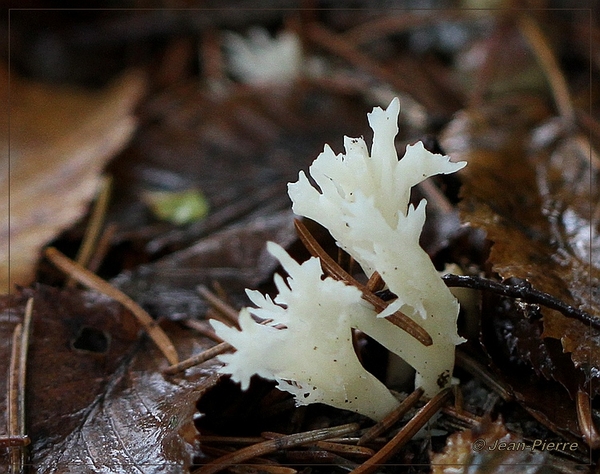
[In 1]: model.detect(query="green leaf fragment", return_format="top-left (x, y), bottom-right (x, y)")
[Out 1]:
top-left (143, 189), bottom-right (209, 225)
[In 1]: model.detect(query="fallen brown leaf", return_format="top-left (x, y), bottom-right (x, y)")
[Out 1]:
top-left (0, 285), bottom-right (219, 472)
top-left (0, 67), bottom-right (146, 292)
top-left (441, 97), bottom-right (600, 421)
top-left (430, 418), bottom-right (583, 473)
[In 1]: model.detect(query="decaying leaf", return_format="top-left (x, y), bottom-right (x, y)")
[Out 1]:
top-left (430, 418), bottom-right (583, 473)
top-left (441, 99), bottom-right (600, 394)
top-left (112, 210), bottom-right (297, 319)
top-left (0, 67), bottom-right (146, 293)
top-left (0, 285), bottom-right (219, 472)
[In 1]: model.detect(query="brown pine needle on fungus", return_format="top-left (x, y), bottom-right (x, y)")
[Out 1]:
top-left (294, 219), bottom-right (433, 346)
top-left (45, 247), bottom-right (179, 365)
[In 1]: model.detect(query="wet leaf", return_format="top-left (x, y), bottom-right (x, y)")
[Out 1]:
top-left (112, 210), bottom-right (297, 319)
top-left (0, 285), bottom-right (219, 472)
top-left (108, 84), bottom-right (371, 257)
top-left (0, 68), bottom-right (145, 292)
top-left (430, 418), bottom-right (584, 473)
top-left (441, 98), bottom-right (600, 396)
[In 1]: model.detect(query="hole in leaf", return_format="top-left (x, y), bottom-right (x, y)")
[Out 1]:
top-left (71, 326), bottom-right (110, 354)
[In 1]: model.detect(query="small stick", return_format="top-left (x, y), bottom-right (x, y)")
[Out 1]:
top-left (14, 297), bottom-right (33, 470)
top-left (192, 423), bottom-right (360, 474)
top-left (357, 387), bottom-right (424, 446)
top-left (305, 23), bottom-right (453, 116)
top-left (66, 176), bottom-right (112, 287)
top-left (284, 449), bottom-right (359, 470)
top-left (441, 406), bottom-right (482, 429)
top-left (417, 179), bottom-right (455, 215)
top-left (198, 435), bottom-right (264, 445)
top-left (261, 432), bottom-right (374, 458)
top-left (519, 16), bottom-right (600, 172)
top-left (164, 316), bottom-right (278, 375)
top-left (45, 247), bottom-right (179, 365)
top-left (8, 324), bottom-right (21, 437)
top-left (87, 222), bottom-right (118, 274)
top-left (198, 285), bottom-right (240, 327)
top-left (518, 14), bottom-right (575, 124)
top-left (442, 274), bottom-right (600, 331)
top-left (8, 324), bottom-right (22, 472)
top-left (182, 319), bottom-right (224, 343)
top-left (200, 444), bottom-right (298, 474)
top-left (294, 219), bottom-right (433, 346)
top-left (365, 271), bottom-right (385, 293)
top-left (576, 390), bottom-right (600, 449)
top-left (311, 440), bottom-right (374, 458)
top-left (1, 300), bottom-right (34, 455)
top-left (351, 388), bottom-right (452, 474)
top-left (163, 341), bottom-right (232, 375)
top-left (454, 350), bottom-right (512, 402)
top-left (228, 464), bottom-right (297, 474)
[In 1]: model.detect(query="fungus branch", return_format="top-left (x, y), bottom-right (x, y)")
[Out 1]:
top-left (212, 98), bottom-right (466, 419)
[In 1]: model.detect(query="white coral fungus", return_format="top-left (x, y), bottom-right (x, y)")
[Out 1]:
top-left (288, 97), bottom-right (467, 396)
top-left (224, 27), bottom-right (302, 85)
top-left (211, 242), bottom-right (399, 421)
top-left (213, 97), bottom-right (466, 421)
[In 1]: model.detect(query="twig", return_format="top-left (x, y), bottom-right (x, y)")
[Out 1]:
top-left (417, 179), bottom-right (455, 215)
top-left (305, 22), bottom-right (455, 116)
top-left (454, 350), bottom-right (513, 402)
top-left (576, 390), bottom-right (600, 449)
top-left (199, 445), bottom-right (297, 474)
top-left (163, 341), bottom-right (232, 375)
top-left (357, 387), bottom-right (424, 446)
top-left (442, 274), bottom-right (600, 331)
top-left (341, 12), bottom-right (447, 46)
top-left (182, 319), bottom-right (224, 343)
top-left (261, 432), bottom-right (374, 458)
top-left (164, 314), bottom-right (279, 375)
top-left (15, 297), bottom-right (33, 469)
top-left (1, 299), bottom-right (33, 455)
top-left (192, 423), bottom-right (360, 474)
top-left (45, 247), bottom-right (179, 365)
top-left (197, 285), bottom-right (240, 327)
top-left (518, 14), bottom-right (600, 170)
top-left (8, 323), bottom-right (22, 472)
top-left (441, 405), bottom-right (482, 430)
top-left (66, 175), bottom-right (112, 287)
top-left (87, 222), bottom-right (118, 274)
top-left (518, 14), bottom-right (575, 124)
top-left (350, 388), bottom-right (452, 474)
top-left (284, 449), bottom-right (359, 470)
top-left (365, 271), bottom-right (385, 293)
top-left (294, 219), bottom-right (433, 347)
